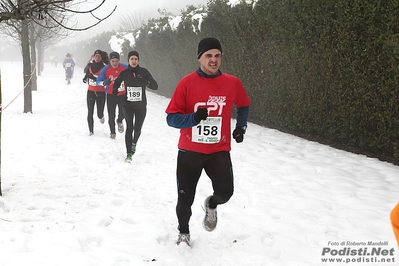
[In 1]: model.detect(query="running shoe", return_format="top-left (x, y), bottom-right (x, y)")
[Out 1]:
top-left (177, 233), bottom-right (190, 246)
top-left (125, 153), bottom-right (133, 163)
top-left (118, 122), bottom-right (124, 133)
top-left (203, 196), bottom-right (217, 231)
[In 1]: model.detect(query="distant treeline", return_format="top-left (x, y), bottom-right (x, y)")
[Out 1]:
top-left (65, 0), bottom-right (399, 164)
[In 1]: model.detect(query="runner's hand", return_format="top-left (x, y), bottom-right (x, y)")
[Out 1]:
top-left (232, 127), bottom-right (246, 143)
top-left (194, 108), bottom-right (208, 123)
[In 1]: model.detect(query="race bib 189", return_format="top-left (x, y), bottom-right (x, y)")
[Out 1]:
top-left (126, 86), bottom-right (142, 102)
top-left (192, 117), bottom-right (222, 144)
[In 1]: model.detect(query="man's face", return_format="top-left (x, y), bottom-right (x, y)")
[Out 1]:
top-left (94, 54), bottom-right (102, 63)
top-left (198, 49), bottom-right (222, 76)
top-left (110, 58), bottom-right (119, 68)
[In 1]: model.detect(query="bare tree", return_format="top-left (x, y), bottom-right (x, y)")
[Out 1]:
top-left (2, 4), bottom-right (72, 80)
top-left (118, 11), bottom-right (148, 32)
top-left (32, 12), bottom-right (71, 76)
top-left (1, 0), bottom-right (116, 112)
top-left (1, 0), bottom-right (116, 29)
top-left (0, 69), bottom-right (2, 196)
top-left (0, 0), bottom-right (117, 197)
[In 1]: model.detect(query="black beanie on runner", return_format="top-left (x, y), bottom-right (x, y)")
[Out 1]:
top-left (197, 37), bottom-right (222, 59)
top-left (128, 51), bottom-right (139, 61)
top-left (109, 51), bottom-right (120, 60)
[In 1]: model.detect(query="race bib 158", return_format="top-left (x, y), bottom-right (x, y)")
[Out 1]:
top-left (192, 117), bottom-right (222, 144)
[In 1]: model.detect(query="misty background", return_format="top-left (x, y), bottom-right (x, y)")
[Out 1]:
top-left (0, 0), bottom-right (208, 61)
top-left (1, 0), bottom-right (398, 164)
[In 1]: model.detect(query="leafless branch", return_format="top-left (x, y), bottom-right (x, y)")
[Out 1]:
top-left (0, 0), bottom-right (117, 31)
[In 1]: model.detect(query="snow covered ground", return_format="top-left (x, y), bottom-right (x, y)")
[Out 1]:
top-left (0, 61), bottom-right (398, 266)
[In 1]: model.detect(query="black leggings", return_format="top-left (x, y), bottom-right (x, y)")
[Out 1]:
top-left (87, 90), bottom-right (106, 133)
top-left (176, 150), bottom-right (234, 234)
top-left (106, 94), bottom-right (124, 134)
top-left (123, 105), bottom-right (146, 154)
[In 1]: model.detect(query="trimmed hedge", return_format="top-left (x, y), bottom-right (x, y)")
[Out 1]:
top-left (59, 0), bottom-right (399, 163)
top-left (133, 0), bottom-right (399, 163)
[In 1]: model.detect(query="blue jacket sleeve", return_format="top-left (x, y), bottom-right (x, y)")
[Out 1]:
top-left (166, 113), bottom-right (198, 129)
top-left (235, 106), bottom-right (250, 128)
top-left (96, 66), bottom-right (108, 92)
top-left (96, 66), bottom-right (108, 85)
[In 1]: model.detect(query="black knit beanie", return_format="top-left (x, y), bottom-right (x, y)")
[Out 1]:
top-left (128, 51), bottom-right (139, 61)
top-left (109, 51), bottom-right (120, 60)
top-left (197, 37), bottom-right (222, 59)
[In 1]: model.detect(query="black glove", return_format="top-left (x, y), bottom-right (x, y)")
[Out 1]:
top-left (83, 73), bottom-right (96, 83)
top-left (112, 87), bottom-right (118, 96)
top-left (103, 79), bottom-right (112, 86)
top-left (86, 73), bottom-right (97, 81)
top-left (232, 127), bottom-right (246, 143)
top-left (194, 108), bottom-right (208, 123)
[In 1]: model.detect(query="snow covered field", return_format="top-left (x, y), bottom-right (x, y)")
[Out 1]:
top-left (0, 61), bottom-right (398, 266)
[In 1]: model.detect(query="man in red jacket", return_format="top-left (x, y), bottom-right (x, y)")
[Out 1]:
top-left (97, 51), bottom-right (128, 139)
top-left (165, 37), bottom-right (251, 246)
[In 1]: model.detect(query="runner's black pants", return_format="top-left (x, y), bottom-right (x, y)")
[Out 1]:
top-left (106, 94), bottom-right (124, 134)
top-left (123, 105), bottom-right (146, 154)
top-left (87, 90), bottom-right (106, 133)
top-left (176, 150), bottom-right (234, 234)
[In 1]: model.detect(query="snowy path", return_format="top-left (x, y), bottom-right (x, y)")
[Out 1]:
top-left (0, 61), bottom-right (398, 266)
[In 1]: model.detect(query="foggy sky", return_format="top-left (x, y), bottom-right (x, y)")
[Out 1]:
top-left (0, 0), bottom-right (209, 58)
top-left (72, 0), bottom-right (209, 41)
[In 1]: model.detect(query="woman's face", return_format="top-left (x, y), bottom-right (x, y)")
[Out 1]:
top-left (94, 54), bottom-right (102, 63)
top-left (129, 56), bottom-right (139, 67)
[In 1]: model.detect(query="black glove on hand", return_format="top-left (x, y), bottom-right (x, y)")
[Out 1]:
top-left (87, 74), bottom-right (97, 81)
top-left (232, 127), bottom-right (246, 143)
top-left (112, 87), bottom-right (118, 96)
top-left (83, 73), bottom-right (96, 83)
top-left (194, 108), bottom-right (208, 123)
top-left (103, 79), bottom-right (112, 86)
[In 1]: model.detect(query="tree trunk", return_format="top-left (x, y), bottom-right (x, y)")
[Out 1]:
top-left (0, 69), bottom-right (2, 196)
top-left (29, 24), bottom-right (37, 91)
top-left (21, 18), bottom-right (33, 113)
top-left (37, 41), bottom-right (45, 76)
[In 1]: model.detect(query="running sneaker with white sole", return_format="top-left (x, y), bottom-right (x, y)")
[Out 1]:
top-left (203, 196), bottom-right (217, 231)
top-left (118, 122), bottom-right (124, 133)
top-left (176, 233), bottom-right (190, 246)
